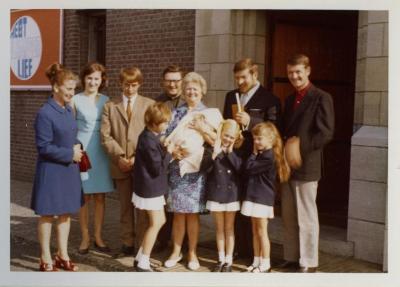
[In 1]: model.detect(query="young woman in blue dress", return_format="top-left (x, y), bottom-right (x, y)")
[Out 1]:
top-left (71, 62), bottom-right (114, 254)
top-left (31, 63), bottom-right (83, 271)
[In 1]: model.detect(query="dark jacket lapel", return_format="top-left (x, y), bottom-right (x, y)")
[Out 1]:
top-left (286, 86), bottom-right (316, 130)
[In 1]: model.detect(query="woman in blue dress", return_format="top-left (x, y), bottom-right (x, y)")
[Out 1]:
top-left (71, 62), bottom-right (114, 254)
top-left (163, 72), bottom-right (219, 271)
top-left (31, 63), bottom-right (83, 271)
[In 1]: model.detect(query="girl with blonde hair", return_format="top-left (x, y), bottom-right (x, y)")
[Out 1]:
top-left (201, 119), bottom-right (244, 272)
top-left (241, 122), bottom-right (290, 273)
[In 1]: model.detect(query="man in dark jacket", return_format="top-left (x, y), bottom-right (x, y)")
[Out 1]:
top-left (223, 58), bottom-right (281, 259)
top-left (278, 54), bottom-right (335, 273)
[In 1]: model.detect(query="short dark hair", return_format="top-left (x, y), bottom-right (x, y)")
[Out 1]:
top-left (162, 65), bottom-right (184, 78)
top-left (80, 62), bottom-right (107, 91)
top-left (233, 58), bottom-right (258, 74)
top-left (287, 54), bottom-right (310, 68)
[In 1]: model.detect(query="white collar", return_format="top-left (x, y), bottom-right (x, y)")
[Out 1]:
top-left (245, 81), bottom-right (260, 98)
top-left (241, 81), bottom-right (260, 106)
top-left (122, 94), bottom-right (138, 108)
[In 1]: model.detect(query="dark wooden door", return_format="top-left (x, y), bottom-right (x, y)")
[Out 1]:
top-left (266, 10), bottom-right (358, 228)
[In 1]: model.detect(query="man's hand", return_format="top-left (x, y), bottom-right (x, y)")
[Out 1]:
top-left (118, 157), bottom-right (132, 172)
top-left (234, 111), bottom-right (250, 126)
top-left (285, 136), bottom-right (302, 169)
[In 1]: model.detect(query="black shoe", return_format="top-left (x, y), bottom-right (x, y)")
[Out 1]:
top-left (211, 261), bottom-right (225, 272)
top-left (113, 244), bottom-right (135, 258)
top-left (78, 247), bottom-right (89, 255)
top-left (221, 264), bottom-right (232, 272)
top-left (135, 265), bottom-right (154, 272)
top-left (121, 244), bottom-right (135, 255)
top-left (275, 261), bottom-right (299, 271)
top-left (299, 266), bottom-right (317, 273)
top-left (94, 242), bottom-right (111, 253)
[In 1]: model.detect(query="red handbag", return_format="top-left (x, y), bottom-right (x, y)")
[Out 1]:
top-left (79, 151), bottom-right (92, 172)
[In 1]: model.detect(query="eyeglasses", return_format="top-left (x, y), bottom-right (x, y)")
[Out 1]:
top-left (164, 79), bottom-right (182, 85)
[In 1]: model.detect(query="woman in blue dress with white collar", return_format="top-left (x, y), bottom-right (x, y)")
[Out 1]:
top-left (31, 63), bottom-right (83, 271)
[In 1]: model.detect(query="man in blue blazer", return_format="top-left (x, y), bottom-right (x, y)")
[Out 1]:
top-left (223, 58), bottom-right (281, 259)
top-left (279, 54), bottom-right (335, 273)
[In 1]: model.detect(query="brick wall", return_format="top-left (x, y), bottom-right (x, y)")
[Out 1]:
top-left (10, 9), bottom-right (195, 181)
top-left (105, 9), bottom-right (195, 99)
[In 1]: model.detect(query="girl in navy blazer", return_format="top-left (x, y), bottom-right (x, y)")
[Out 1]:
top-left (31, 63), bottom-right (83, 272)
top-left (131, 102), bottom-right (173, 271)
top-left (201, 119), bottom-right (243, 272)
top-left (241, 122), bottom-right (290, 273)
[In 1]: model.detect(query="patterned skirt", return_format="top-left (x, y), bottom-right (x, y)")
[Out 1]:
top-left (166, 160), bottom-right (207, 213)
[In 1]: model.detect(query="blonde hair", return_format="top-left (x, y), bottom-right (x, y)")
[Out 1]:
top-left (216, 119), bottom-right (243, 149)
top-left (144, 102), bottom-right (172, 129)
top-left (252, 122), bottom-right (290, 183)
top-left (182, 72), bottom-right (207, 96)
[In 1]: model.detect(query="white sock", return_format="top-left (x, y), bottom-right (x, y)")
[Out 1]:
top-left (259, 258), bottom-right (271, 271)
top-left (218, 252), bottom-right (225, 263)
top-left (137, 254), bottom-right (150, 269)
top-left (225, 254), bottom-right (233, 266)
top-left (135, 246), bottom-right (143, 262)
top-left (252, 256), bottom-right (261, 267)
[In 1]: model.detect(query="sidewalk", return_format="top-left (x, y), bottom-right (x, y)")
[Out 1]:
top-left (10, 179), bottom-right (382, 272)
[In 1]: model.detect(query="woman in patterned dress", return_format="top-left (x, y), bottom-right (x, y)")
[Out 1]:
top-left (163, 72), bottom-right (219, 271)
top-left (71, 62), bottom-right (114, 254)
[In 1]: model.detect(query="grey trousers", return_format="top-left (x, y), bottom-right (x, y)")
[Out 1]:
top-left (281, 180), bottom-right (319, 267)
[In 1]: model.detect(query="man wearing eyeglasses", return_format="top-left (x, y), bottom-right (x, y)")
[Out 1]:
top-left (156, 65), bottom-right (185, 110)
top-left (153, 65), bottom-right (185, 253)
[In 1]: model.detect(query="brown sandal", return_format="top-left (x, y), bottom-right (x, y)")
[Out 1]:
top-left (39, 259), bottom-right (58, 272)
top-left (54, 254), bottom-right (79, 271)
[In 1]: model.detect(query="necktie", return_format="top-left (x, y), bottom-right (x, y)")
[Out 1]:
top-left (126, 98), bottom-right (132, 122)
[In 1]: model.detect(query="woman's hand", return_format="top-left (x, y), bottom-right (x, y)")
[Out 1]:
top-left (188, 115), bottom-right (206, 133)
top-left (73, 144), bottom-right (83, 162)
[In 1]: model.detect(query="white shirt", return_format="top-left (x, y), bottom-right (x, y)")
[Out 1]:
top-left (240, 81), bottom-right (260, 107)
top-left (122, 94), bottom-right (138, 113)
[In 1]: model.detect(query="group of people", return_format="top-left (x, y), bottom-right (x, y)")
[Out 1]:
top-left (30, 54), bottom-right (334, 273)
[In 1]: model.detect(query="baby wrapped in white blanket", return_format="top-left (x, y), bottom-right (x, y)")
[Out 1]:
top-left (165, 108), bottom-right (223, 177)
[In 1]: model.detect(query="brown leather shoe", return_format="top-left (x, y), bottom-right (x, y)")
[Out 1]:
top-left (275, 261), bottom-right (299, 271)
top-left (299, 266), bottom-right (317, 273)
